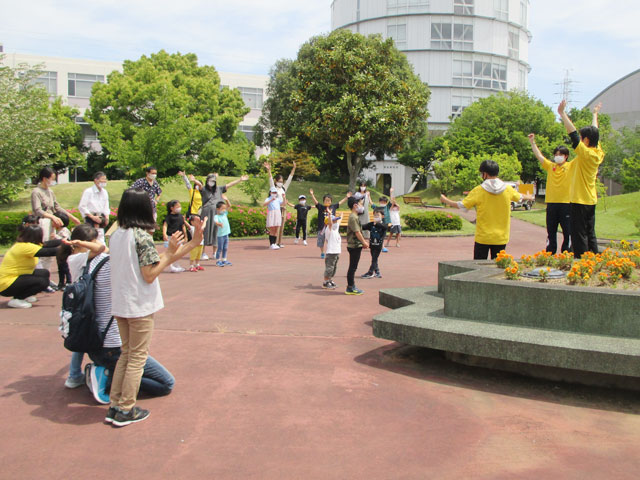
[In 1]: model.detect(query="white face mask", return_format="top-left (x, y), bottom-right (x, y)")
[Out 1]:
top-left (98, 182), bottom-right (107, 189)
top-left (300, 200), bottom-right (306, 205)
top-left (208, 180), bottom-right (216, 187)
top-left (48, 179), bottom-right (57, 187)
top-left (175, 207), bottom-right (181, 214)
top-left (360, 186), bottom-right (366, 192)
top-left (374, 217), bottom-right (382, 223)
top-left (554, 155), bottom-right (566, 164)
top-left (148, 174), bottom-right (157, 180)
top-left (276, 182), bottom-right (284, 188)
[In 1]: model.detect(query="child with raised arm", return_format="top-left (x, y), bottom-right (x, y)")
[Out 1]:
top-left (265, 161), bottom-right (296, 247)
top-left (361, 210), bottom-right (388, 279)
top-left (322, 209), bottom-right (342, 289)
top-left (440, 160), bottom-right (534, 260)
top-left (309, 188), bottom-right (350, 259)
top-left (264, 188), bottom-right (283, 250)
top-left (528, 133), bottom-right (574, 253)
top-left (557, 100), bottom-right (605, 258)
top-left (385, 193), bottom-right (402, 248)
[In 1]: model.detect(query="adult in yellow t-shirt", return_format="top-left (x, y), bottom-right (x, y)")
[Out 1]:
top-left (557, 100), bottom-right (605, 258)
top-left (440, 160), bottom-right (534, 259)
top-left (0, 225), bottom-right (58, 309)
top-left (528, 134), bottom-right (574, 253)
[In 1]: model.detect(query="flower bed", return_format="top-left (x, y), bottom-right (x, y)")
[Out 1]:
top-left (496, 242), bottom-right (640, 289)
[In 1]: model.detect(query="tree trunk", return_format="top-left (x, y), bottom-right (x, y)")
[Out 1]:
top-left (346, 151), bottom-right (362, 192)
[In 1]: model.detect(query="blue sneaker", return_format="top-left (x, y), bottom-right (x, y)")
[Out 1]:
top-left (321, 253), bottom-right (325, 259)
top-left (223, 261), bottom-right (232, 266)
top-left (90, 364), bottom-right (110, 405)
top-left (382, 247), bottom-right (389, 253)
top-left (216, 260), bottom-right (225, 267)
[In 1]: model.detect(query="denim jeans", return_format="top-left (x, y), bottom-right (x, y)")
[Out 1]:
top-left (216, 234), bottom-right (229, 260)
top-left (68, 351), bottom-right (84, 379)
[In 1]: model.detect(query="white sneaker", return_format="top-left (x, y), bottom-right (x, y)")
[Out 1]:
top-left (278, 244), bottom-right (285, 248)
top-left (294, 238), bottom-right (299, 244)
top-left (201, 253), bottom-right (209, 260)
top-left (8, 298), bottom-right (32, 309)
top-left (270, 244), bottom-right (280, 250)
top-left (170, 265), bottom-right (185, 273)
top-left (303, 240), bottom-right (308, 246)
top-left (25, 296), bottom-right (38, 303)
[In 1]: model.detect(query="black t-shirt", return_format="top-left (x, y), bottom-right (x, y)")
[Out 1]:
top-left (362, 222), bottom-right (388, 247)
top-left (315, 202), bottom-right (339, 232)
top-left (294, 204), bottom-right (312, 222)
top-left (163, 213), bottom-right (185, 236)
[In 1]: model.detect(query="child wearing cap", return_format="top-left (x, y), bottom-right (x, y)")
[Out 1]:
top-left (264, 187), bottom-right (283, 250)
top-left (322, 210), bottom-right (342, 289)
top-left (289, 195), bottom-right (312, 246)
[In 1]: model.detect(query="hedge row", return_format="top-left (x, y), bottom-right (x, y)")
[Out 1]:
top-left (402, 211), bottom-right (463, 232)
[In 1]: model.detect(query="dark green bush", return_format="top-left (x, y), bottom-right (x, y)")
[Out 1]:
top-left (402, 211), bottom-right (463, 232)
top-left (0, 211), bottom-right (30, 244)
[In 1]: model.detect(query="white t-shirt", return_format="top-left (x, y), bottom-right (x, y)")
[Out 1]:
top-left (324, 221), bottom-right (342, 255)
top-left (109, 228), bottom-right (164, 318)
top-left (68, 252), bottom-right (89, 282)
top-left (389, 208), bottom-right (401, 226)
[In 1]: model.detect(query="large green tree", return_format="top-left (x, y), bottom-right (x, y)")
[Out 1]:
top-left (443, 90), bottom-right (565, 182)
top-left (0, 59), bottom-right (78, 202)
top-left (256, 30), bottom-right (430, 190)
top-left (88, 50), bottom-right (253, 179)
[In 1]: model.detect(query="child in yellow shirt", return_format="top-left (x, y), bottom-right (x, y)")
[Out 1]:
top-left (440, 160), bottom-right (534, 259)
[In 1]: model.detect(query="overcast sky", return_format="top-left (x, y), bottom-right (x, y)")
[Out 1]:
top-left (1, 0), bottom-right (638, 110)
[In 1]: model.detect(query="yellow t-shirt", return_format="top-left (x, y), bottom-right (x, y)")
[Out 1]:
top-left (569, 142), bottom-right (605, 205)
top-left (0, 242), bottom-right (41, 292)
top-left (462, 184), bottom-right (522, 245)
top-left (188, 188), bottom-right (203, 215)
top-left (541, 158), bottom-right (574, 204)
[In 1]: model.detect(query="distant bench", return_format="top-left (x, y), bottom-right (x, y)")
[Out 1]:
top-left (402, 196), bottom-right (424, 206)
top-left (337, 211), bottom-right (375, 228)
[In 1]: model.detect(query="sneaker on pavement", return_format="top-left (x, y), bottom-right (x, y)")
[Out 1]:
top-left (105, 406), bottom-right (120, 424)
top-left (216, 260), bottom-right (225, 267)
top-left (270, 244), bottom-right (280, 250)
top-left (345, 287), bottom-right (364, 295)
top-left (25, 296), bottom-right (38, 303)
top-left (8, 298), bottom-right (32, 309)
top-left (196, 265), bottom-right (205, 271)
top-left (189, 266), bottom-right (198, 272)
top-left (223, 261), bottom-right (232, 266)
top-left (278, 244), bottom-right (285, 248)
top-left (375, 272), bottom-right (382, 278)
top-left (322, 281), bottom-right (331, 289)
top-left (361, 272), bottom-right (374, 279)
top-left (303, 240), bottom-right (308, 246)
top-left (201, 253), bottom-right (209, 260)
top-left (294, 238), bottom-right (299, 244)
top-left (382, 247), bottom-right (389, 253)
top-left (90, 365), bottom-right (110, 405)
top-left (320, 253), bottom-right (325, 259)
top-left (45, 286), bottom-right (57, 293)
top-left (329, 280), bottom-right (337, 288)
top-left (84, 363), bottom-right (93, 394)
top-left (112, 406), bottom-right (150, 427)
top-left (64, 375), bottom-right (85, 389)
top-left (169, 265), bottom-right (185, 273)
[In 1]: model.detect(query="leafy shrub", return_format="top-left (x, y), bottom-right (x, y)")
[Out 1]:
top-left (402, 211), bottom-right (462, 232)
top-left (0, 212), bottom-right (30, 244)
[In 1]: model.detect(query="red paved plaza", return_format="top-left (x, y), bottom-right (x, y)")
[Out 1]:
top-left (1, 218), bottom-right (639, 479)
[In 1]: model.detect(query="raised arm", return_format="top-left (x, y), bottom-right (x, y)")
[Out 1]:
top-left (337, 191), bottom-right (352, 206)
top-left (528, 134), bottom-right (546, 166)
top-left (309, 188), bottom-right (318, 205)
top-left (284, 161), bottom-right (296, 190)
top-left (557, 100), bottom-right (576, 134)
top-left (592, 102), bottom-right (601, 128)
top-left (225, 174), bottom-right (249, 190)
top-left (264, 162), bottom-right (275, 189)
top-left (178, 171), bottom-right (191, 191)
top-left (440, 194), bottom-right (461, 209)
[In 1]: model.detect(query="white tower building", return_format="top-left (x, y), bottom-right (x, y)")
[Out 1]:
top-left (331, 0), bottom-right (531, 194)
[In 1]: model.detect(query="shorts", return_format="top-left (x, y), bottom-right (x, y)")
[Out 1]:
top-left (390, 225), bottom-right (402, 234)
top-left (316, 231), bottom-right (325, 248)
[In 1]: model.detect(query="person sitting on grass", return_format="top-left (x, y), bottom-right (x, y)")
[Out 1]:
top-left (0, 225), bottom-right (59, 308)
top-left (528, 133), bottom-right (574, 254)
top-left (557, 100), bottom-right (605, 259)
top-left (345, 196), bottom-right (369, 295)
top-left (440, 160), bottom-right (534, 260)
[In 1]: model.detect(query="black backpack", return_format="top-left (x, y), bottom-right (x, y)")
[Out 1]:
top-left (59, 256), bottom-right (114, 353)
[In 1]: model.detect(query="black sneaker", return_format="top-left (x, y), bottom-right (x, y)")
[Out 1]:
top-left (111, 406), bottom-right (150, 427)
top-left (361, 272), bottom-right (374, 279)
top-left (322, 281), bottom-right (331, 289)
top-left (105, 406), bottom-right (119, 424)
top-left (345, 286), bottom-right (364, 295)
top-left (375, 272), bottom-right (382, 278)
top-left (329, 280), bottom-right (337, 288)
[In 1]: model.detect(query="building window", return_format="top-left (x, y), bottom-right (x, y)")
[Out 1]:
top-left (387, 0), bottom-right (429, 14)
top-left (454, 0), bottom-right (474, 15)
top-left (238, 87), bottom-right (263, 109)
top-left (32, 71), bottom-right (57, 95)
top-left (494, 0), bottom-right (508, 20)
top-left (453, 54), bottom-right (507, 91)
top-left (432, 20), bottom-right (472, 50)
top-left (387, 22), bottom-right (407, 49)
top-left (68, 73), bottom-right (104, 98)
top-left (508, 29), bottom-right (519, 59)
top-left (239, 125), bottom-right (255, 142)
top-left (520, 0), bottom-right (527, 26)
top-left (451, 91), bottom-right (472, 119)
top-left (75, 117), bottom-right (98, 141)
top-left (519, 65), bottom-right (527, 90)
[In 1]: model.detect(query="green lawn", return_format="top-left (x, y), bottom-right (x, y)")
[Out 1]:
top-left (512, 191), bottom-right (640, 241)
